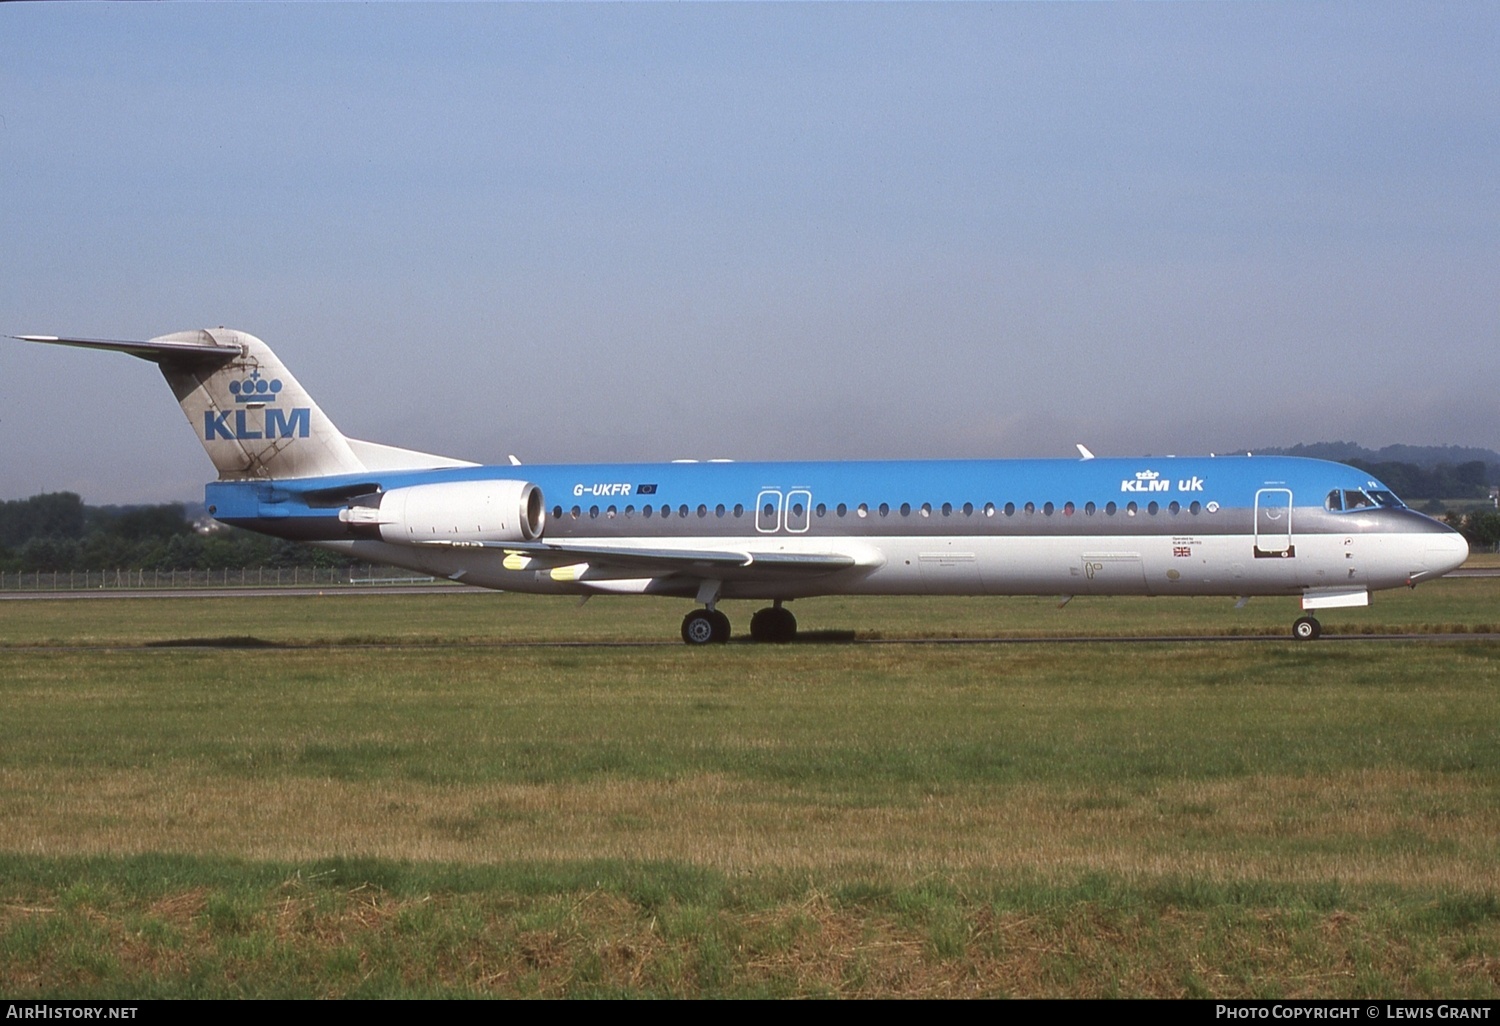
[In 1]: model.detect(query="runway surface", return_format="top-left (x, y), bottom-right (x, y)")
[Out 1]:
top-left (3, 571), bottom-right (1494, 646)
top-left (9, 631), bottom-right (1498, 652)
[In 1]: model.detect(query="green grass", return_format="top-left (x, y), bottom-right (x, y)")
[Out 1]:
top-left (0, 569), bottom-right (1496, 647)
top-left (2, 580), bottom-right (1498, 996)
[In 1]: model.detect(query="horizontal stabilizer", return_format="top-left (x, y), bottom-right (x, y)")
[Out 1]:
top-left (13, 333), bottom-right (236, 364)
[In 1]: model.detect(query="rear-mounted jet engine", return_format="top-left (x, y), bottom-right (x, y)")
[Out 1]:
top-left (339, 480), bottom-right (545, 544)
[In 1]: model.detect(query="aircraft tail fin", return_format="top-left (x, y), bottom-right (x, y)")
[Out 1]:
top-left (14, 329), bottom-right (473, 480)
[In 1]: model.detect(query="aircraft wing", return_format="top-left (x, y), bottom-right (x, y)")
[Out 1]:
top-left (419, 538), bottom-right (863, 575)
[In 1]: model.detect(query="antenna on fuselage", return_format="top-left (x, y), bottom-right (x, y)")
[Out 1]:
top-left (1076, 444), bottom-right (1095, 460)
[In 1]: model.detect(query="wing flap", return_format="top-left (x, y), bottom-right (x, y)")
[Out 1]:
top-left (419, 538), bottom-right (860, 574)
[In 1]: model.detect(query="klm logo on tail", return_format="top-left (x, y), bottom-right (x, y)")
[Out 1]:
top-left (204, 372), bottom-right (310, 441)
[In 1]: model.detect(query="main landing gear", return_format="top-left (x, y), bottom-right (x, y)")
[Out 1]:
top-left (749, 602), bottom-right (797, 644)
top-left (1292, 615), bottom-right (1322, 641)
top-left (680, 601), bottom-right (799, 645)
top-left (681, 608), bottom-right (731, 645)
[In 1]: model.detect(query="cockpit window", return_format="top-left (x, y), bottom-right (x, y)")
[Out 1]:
top-left (1329, 488), bottom-right (1406, 512)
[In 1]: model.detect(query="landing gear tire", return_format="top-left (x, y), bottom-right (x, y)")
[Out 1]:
top-left (709, 609), bottom-right (731, 643)
top-left (749, 606), bottom-right (797, 643)
top-left (682, 609), bottom-right (731, 645)
top-left (1293, 616), bottom-right (1322, 641)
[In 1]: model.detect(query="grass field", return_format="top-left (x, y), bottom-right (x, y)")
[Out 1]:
top-left (2, 576), bottom-right (1498, 997)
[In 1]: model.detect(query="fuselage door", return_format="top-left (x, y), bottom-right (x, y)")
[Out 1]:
top-left (756, 490), bottom-right (782, 534)
top-left (1254, 488), bottom-right (1295, 558)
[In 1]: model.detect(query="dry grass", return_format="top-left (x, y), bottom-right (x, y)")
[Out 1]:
top-left (5, 870), bottom-right (1498, 998)
top-left (3, 768), bottom-right (1497, 892)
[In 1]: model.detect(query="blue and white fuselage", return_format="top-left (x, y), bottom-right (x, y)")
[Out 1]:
top-left (13, 328), bottom-right (1469, 643)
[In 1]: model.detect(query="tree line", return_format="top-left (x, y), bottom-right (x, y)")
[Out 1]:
top-left (1445, 510), bottom-right (1500, 552)
top-left (0, 492), bottom-right (351, 573)
top-left (1345, 459), bottom-right (1490, 501)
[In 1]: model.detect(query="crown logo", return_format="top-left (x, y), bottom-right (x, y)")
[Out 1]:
top-left (1135, 470), bottom-right (1160, 480)
top-left (229, 370), bottom-right (284, 403)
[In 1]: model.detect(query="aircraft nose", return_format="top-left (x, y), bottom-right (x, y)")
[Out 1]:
top-left (1425, 528), bottom-right (1469, 577)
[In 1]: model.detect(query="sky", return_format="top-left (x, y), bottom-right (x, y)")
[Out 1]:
top-left (2, 2), bottom-right (1496, 503)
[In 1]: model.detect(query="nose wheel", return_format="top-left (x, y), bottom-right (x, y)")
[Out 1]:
top-left (1292, 616), bottom-right (1322, 641)
top-left (682, 608), bottom-right (731, 645)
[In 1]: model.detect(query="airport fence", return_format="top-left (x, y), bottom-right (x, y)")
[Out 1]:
top-left (0, 565), bottom-right (443, 592)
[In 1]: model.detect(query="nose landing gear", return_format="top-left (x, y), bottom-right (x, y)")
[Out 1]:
top-left (1292, 616), bottom-right (1322, 641)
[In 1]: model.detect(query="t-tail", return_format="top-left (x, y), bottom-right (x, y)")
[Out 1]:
top-left (12, 329), bottom-right (474, 480)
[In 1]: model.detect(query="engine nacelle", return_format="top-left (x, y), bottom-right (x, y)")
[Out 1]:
top-left (341, 479), bottom-right (545, 544)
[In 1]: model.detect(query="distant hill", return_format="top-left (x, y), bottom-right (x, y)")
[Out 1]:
top-left (1248, 442), bottom-right (1500, 469)
top-left (1245, 442), bottom-right (1498, 501)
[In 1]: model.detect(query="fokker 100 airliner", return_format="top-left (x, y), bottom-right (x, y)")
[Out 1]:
top-left (13, 329), bottom-right (1470, 644)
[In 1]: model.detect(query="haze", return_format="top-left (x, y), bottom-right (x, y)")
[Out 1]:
top-left (2, 3), bottom-right (1496, 503)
